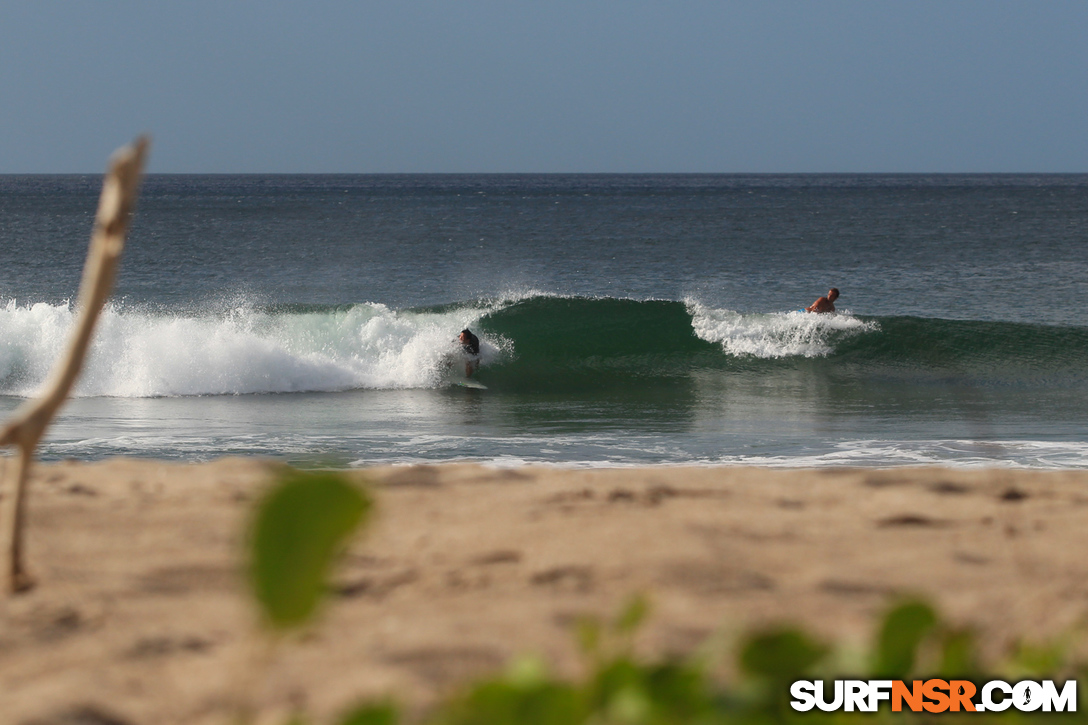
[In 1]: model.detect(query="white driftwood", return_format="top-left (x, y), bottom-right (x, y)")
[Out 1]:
top-left (0, 137), bottom-right (149, 593)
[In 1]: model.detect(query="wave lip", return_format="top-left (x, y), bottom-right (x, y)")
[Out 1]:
top-left (687, 301), bottom-right (878, 358)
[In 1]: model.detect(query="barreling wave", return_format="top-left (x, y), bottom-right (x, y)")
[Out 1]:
top-left (0, 295), bottom-right (1085, 397)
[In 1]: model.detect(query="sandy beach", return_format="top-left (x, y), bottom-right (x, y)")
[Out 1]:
top-left (2, 459), bottom-right (1087, 723)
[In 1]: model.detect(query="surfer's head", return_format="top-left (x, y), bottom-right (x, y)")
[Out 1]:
top-left (828, 288), bottom-right (840, 301)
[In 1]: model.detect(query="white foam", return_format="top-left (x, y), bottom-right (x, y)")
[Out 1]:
top-left (0, 299), bottom-right (508, 397)
top-left (687, 302), bottom-right (878, 358)
top-left (707, 439), bottom-right (1088, 469)
top-left (351, 438), bottom-right (1088, 469)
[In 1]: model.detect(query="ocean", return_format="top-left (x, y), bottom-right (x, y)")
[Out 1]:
top-left (0, 174), bottom-right (1086, 468)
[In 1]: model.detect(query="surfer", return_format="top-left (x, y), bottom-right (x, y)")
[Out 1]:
top-left (805, 288), bottom-right (839, 314)
top-left (458, 329), bottom-right (481, 377)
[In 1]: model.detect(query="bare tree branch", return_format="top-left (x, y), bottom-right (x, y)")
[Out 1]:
top-left (0, 137), bottom-right (149, 593)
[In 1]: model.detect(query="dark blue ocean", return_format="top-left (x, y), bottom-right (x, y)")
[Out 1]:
top-left (1, 174), bottom-right (1086, 467)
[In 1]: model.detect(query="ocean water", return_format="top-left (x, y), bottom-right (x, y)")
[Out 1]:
top-left (0, 174), bottom-right (1086, 468)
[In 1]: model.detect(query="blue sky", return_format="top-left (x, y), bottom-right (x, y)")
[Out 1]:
top-left (2, 1), bottom-right (1087, 173)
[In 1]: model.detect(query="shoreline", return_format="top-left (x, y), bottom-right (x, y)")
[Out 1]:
top-left (3, 459), bottom-right (1088, 723)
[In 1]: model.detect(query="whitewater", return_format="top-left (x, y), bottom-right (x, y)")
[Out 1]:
top-left (0, 299), bottom-right (503, 396)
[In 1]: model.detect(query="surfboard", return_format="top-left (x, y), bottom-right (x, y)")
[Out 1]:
top-left (454, 378), bottom-right (487, 390)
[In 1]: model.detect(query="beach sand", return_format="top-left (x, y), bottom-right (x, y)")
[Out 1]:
top-left (3, 459), bottom-right (1088, 724)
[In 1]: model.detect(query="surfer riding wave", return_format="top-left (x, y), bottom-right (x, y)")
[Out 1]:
top-left (458, 328), bottom-right (481, 377)
top-left (806, 288), bottom-right (840, 314)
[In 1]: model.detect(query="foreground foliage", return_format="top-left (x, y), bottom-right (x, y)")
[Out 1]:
top-left (251, 470), bottom-right (1086, 724)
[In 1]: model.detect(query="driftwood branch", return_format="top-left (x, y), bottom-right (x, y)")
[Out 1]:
top-left (0, 137), bottom-right (149, 593)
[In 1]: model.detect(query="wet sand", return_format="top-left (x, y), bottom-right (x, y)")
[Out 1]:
top-left (3, 459), bottom-right (1088, 724)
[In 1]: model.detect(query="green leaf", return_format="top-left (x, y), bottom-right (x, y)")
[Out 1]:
top-left (606, 684), bottom-right (651, 723)
top-left (576, 616), bottom-right (602, 657)
top-left (505, 656), bottom-right (548, 688)
top-left (739, 628), bottom-right (826, 682)
top-left (338, 702), bottom-right (398, 725)
top-left (590, 657), bottom-right (643, 707)
top-left (874, 600), bottom-right (937, 678)
top-left (939, 628), bottom-right (978, 677)
top-left (641, 661), bottom-right (713, 721)
top-left (438, 679), bottom-right (583, 725)
top-left (613, 594), bottom-right (650, 636)
top-left (249, 469), bottom-right (371, 629)
top-left (1013, 640), bottom-right (1067, 676)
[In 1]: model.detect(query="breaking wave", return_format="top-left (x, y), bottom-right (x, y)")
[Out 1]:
top-left (1, 295), bottom-right (1084, 397)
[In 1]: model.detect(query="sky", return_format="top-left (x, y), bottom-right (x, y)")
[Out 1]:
top-left (2, 1), bottom-right (1087, 173)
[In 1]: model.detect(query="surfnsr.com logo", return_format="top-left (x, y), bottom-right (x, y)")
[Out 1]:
top-left (790, 679), bottom-right (1076, 713)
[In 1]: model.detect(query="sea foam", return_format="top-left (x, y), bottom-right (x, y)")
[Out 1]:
top-left (687, 302), bottom-right (878, 358)
top-left (0, 299), bottom-right (504, 397)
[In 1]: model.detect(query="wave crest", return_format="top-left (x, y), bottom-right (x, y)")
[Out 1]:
top-left (687, 302), bottom-right (878, 358)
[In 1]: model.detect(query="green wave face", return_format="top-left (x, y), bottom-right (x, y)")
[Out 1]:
top-left (474, 297), bottom-right (721, 391)
top-left (833, 316), bottom-right (1088, 377)
top-left (468, 297), bottom-right (1088, 393)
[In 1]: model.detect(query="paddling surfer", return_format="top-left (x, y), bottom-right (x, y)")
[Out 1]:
top-left (458, 329), bottom-right (481, 377)
top-left (805, 288), bottom-right (839, 314)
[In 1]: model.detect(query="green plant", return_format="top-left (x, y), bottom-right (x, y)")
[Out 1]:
top-left (249, 468), bottom-right (372, 630)
top-left (240, 468), bottom-right (373, 724)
